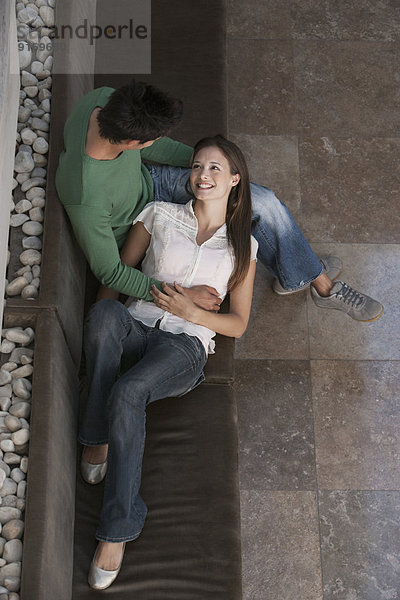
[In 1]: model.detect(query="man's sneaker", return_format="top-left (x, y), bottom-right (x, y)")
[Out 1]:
top-left (273, 255), bottom-right (342, 295)
top-left (310, 280), bottom-right (384, 322)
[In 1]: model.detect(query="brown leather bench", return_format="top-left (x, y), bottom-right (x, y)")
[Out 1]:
top-left (9, 2), bottom-right (242, 598)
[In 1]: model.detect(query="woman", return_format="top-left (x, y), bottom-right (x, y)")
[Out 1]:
top-left (79, 135), bottom-right (258, 590)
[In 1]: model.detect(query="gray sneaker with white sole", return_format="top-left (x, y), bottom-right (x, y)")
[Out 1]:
top-left (310, 280), bottom-right (384, 322)
top-left (273, 255), bottom-right (342, 295)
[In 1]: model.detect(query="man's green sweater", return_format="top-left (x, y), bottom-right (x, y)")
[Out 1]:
top-left (55, 87), bottom-right (193, 300)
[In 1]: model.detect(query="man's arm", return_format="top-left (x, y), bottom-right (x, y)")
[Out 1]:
top-left (64, 204), bottom-right (163, 300)
top-left (140, 137), bottom-right (193, 168)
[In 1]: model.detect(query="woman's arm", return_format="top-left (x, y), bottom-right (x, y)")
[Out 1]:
top-left (97, 222), bottom-right (151, 301)
top-left (150, 259), bottom-right (257, 338)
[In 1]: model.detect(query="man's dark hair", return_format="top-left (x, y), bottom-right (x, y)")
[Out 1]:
top-left (97, 79), bottom-right (183, 144)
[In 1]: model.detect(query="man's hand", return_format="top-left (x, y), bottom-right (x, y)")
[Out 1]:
top-left (150, 282), bottom-right (202, 322)
top-left (183, 284), bottom-right (222, 311)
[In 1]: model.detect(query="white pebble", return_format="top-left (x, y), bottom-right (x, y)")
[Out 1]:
top-left (21, 285), bottom-right (38, 299)
top-left (14, 151), bottom-right (34, 174)
top-left (17, 5), bottom-right (38, 23)
top-left (31, 117), bottom-right (49, 132)
top-left (19, 249), bottom-right (41, 266)
top-left (15, 173), bottom-right (29, 185)
top-left (24, 86), bottom-right (38, 98)
top-left (0, 373), bottom-right (11, 388)
top-left (22, 236), bottom-right (41, 250)
top-left (21, 220), bottom-right (43, 236)
top-left (11, 380), bottom-right (30, 401)
top-left (36, 36), bottom-right (52, 61)
top-left (17, 106), bottom-right (30, 123)
top-left (4, 575), bottom-right (20, 592)
top-left (18, 42), bottom-right (32, 69)
top-left (4, 330), bottom-right (30, 345)
top-left (0, 400), bottom-right (10, 413)
top-left (16, 482), bottom-right (25, 501)
top-left (10, 470), bottom-right (24, 485)
top-left (3, 455), bottom-right (21, 467)
top-left (33, 153), bottom-right (47, 167)
top-left (0, 441), bottom-right (14, 454)
top-left (11, 365), bottom-right (33, 380)
top-left (25, 186), bottom-right (45, 200)
top-left (0, 508), bottom-right (20, 525)
top-left (0, 562), bottom-right (21, 578)
top-left (9, 348), bottom-right (33, 364)
top-left (30, 60), bottom-right (43, 74)
top-left (9, 214), bottom-right (29, 228)
top-left (28, 206), bottom-right (44, 222)
top-left (0, 387), bottom-right (11, 400)
top-left (39, 5), bottom-right (54, 25)
top-left (40, 98), bottom-right (50, 112)
top-left (14, 199), bottom-right (32, 214)
top-left (4, 418), bottom-right (21, 434)
top-left (9, 404), bottom-right (30, 420)
top-left (5, 279), bottom-right (26, 298)
top-left (21, 71), bottom-right (38, 87)
top-left (20, 177), bottom-right (46, 192)
top-left (20, 128), bottom-right (37, 145)
top-left (2, 520), bottom-right (24, 542)
top-left (32, 137), bottom-right (48, 154)
top-left (11, 430), bottom-right (29, 447)
top-left (0, 471), bottom-right (5, 490)
top-left (1, 364), bottom-right (17, 373)
top-left (31, 196), bottom-right (45, 208)
top-left (0, 341), bottom-right (15, 355)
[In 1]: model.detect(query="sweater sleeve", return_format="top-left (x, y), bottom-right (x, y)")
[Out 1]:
top-left (140, 137), bottom-right (193, 167)
top-left (64, 204), bottom-right (162, 299)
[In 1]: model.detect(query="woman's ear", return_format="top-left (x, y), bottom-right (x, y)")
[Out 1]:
top-left (231, 174), bottom-right (240, 187)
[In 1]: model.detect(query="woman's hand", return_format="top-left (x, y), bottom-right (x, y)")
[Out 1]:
top-left (150, 282), bottom-right (201, 323)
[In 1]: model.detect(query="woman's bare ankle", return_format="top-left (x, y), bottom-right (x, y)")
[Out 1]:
top-left (82, 444), bottom-right (108, 465)
top-left (95, 541), bottom-right (125, 571)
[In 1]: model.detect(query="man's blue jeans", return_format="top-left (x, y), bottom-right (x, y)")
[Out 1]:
top-left (79, 299), bottom-right (207, 542)
top-left (145, 164), bottom-right (323, 291)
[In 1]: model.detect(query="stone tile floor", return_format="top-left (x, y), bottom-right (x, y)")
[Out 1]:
top-left (228, 2), bottom-right (400, 598)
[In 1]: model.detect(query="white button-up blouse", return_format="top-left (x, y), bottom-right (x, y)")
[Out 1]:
top-left (126, 200), bottom-right (258, 354)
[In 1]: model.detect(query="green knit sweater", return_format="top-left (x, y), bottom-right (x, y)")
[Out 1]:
top-left (55, 87), bottom-right (193, 300)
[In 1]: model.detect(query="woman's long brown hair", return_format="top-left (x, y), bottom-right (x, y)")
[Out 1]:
top-left (188, 135), bottom-right (253, 290)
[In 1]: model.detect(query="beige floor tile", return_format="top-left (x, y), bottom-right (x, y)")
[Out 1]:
top-left (235, 360), bottom-right (316, 490)
top-left (228, 39), bottom-right (296, 135)
top-left (312, 360), bottom-right (400, 489)
top-left (290, 0), bottom-right (400, 41)
top-left (241, 490), bottom-right (322, 600)
top-left (227, 0), bottom-right (291, 39)
top-left (230, 133), bottom-right (301, 216)
top-left (294, 41), bottom-right (400, 136)
top-left (235, 263), bottom-right (310, 360)
top-left (297, 137), bottom-right (400, 244)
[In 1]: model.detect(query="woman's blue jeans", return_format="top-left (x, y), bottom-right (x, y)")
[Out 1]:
top-left (79, 299), bottom-right (207, 542)
top-left (145, 164), bottom-right (323, 291)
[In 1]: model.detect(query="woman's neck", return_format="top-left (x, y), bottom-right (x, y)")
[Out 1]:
top-left (193, 198), bottom-right (228, 244)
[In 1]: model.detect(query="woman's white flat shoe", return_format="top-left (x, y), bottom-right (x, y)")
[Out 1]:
top-left (88, 544), bottom-right (125, 590)
top-left (80, 458), bottom-right (107, 485)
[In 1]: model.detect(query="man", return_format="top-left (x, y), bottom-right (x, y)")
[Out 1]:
top-left (56, 79), bottom-right (383, 321)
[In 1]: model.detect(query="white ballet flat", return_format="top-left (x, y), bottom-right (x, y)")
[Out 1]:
top-left (88, 543), bottom-right (125, 590)
top-left (80, 458), bottom-right (107, 485)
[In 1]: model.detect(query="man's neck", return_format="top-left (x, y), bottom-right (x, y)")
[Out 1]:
top-left (85, 108), bottom-right (124, 160)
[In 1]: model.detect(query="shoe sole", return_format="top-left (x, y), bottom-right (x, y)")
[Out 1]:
top-left (273, 265), bottom-right (343, 296)
top-left (352, 305), bottom-right (384, 322)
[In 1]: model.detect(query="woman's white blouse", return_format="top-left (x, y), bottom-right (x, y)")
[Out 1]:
top-left (126, 200), bottom-right (258, 354)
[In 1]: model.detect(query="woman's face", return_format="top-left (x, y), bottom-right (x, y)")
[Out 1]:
top-left (190, 146), bottom-right (240, 204)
